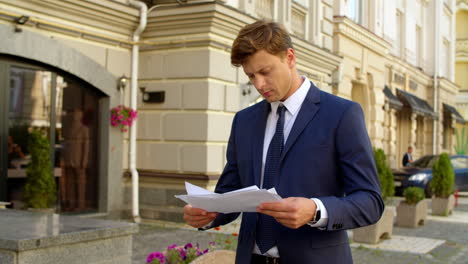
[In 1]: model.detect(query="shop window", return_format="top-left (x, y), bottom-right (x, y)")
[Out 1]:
top-left (3, 60), bottom-right (102, 213)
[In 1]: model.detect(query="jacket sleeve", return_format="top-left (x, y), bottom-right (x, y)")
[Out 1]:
top-left (319, 102), bottom-right (385, 231)
top-left (210, 113), bottom-right (242, 227)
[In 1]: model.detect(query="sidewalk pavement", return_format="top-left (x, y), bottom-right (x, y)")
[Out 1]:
top-left (132, 197), bottom-right (468, 264)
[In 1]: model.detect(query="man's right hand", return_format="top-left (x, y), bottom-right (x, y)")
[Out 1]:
top-left (183, 204), bottom-right (218, 228)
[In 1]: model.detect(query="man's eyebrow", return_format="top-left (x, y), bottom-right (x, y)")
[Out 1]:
top-left (245, 66), bottom-right (270, 75)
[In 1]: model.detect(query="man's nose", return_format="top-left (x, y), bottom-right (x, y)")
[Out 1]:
top-left (252, 77), bottom-right (266, 90)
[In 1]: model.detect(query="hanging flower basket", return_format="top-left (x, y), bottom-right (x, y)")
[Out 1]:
top-left (110, 105), bottom-right (138, 132)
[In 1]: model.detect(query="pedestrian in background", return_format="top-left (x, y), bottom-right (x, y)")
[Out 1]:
top-left (402, 146), bottom-right (414, 167)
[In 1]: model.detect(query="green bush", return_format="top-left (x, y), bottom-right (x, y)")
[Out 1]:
top-left (430, 153), bottom-right (454, 198)
top-left (373, 148), bottom-right (395, 202)
top-left (403, 187), bottom-right (425, 205)
top-left (23, 130), bottom-right (57, 209)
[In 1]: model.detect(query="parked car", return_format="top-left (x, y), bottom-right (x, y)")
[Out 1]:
top-left (393, 155), bottom-right (468, 197)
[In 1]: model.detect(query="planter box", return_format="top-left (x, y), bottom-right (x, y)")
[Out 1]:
top-left (190, 250), bottom-right (235, 264)
top-left (396, 200), bottom-right (427, 228)
top-left (353, 207), bottom-right (394, 244)
top-left (432, 195), bottom-right (455, 216)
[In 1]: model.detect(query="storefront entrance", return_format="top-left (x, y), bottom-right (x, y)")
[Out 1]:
top-left (0, 57), bottom-right (102, 213)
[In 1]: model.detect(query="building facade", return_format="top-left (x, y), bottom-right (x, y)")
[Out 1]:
top-left (456, 0), bottom-right (468, 140)
top-left (0, 0), bottom-right (462, 221)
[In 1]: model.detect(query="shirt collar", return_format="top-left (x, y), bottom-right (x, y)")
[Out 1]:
top-left (270, 76), bottom-right (311, 115)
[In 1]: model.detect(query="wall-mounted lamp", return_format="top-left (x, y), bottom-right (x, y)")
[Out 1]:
top-left (16, 15), bottom-right (29, 25)
top-left (14, 15), bottom-right (29, 33)
top-left (140, 87), bottom-right (165, 103)
top-left (117, 75), bottom-right (128, 91)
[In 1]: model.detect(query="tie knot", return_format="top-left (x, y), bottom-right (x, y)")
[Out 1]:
top-left (277, 104), bottom-right (285, 116)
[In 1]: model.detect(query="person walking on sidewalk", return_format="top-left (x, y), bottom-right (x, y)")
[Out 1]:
top-left (183, 20), bottom-right (384, 264)
top-left (402, 146), bottom-right (414, 167)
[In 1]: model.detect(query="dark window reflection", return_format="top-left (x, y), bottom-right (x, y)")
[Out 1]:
top-left (58, 77), bottom-right (100, 212)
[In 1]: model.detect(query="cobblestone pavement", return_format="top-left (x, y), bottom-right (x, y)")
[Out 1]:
top-left (133, 197), bottom-right (468, 264)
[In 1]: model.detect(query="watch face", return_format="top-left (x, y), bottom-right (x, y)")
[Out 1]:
top-left (315, 210), bottom-right (321, 221)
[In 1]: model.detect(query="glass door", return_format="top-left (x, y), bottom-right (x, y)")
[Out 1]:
top-left (1, 58), bottom-right (101, 213)
top-left (7, 66), bottom-right (54, 209)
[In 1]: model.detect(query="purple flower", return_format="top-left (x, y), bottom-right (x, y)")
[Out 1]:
top-left (167, 244), bottom-right (178, 250)
top-left (184, 243), bottom-right (193, 249)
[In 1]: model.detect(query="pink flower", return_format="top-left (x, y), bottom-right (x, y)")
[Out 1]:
top-left (110, 105), bottom-right (138, 132)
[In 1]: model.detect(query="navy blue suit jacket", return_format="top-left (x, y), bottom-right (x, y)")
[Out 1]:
top-left (212, 83), bottom-right (384, 264)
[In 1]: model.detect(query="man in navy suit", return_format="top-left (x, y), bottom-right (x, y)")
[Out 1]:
top-left (183, 20), bottom-right (384, 264)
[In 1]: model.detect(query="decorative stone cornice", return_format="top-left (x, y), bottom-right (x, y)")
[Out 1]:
top-left (0, 0), bottom-right (138, 40)
top-left (143, 2), bottom-right (252, 50)
top-left (293, 37), bottom-right (342, 73)
top-left (456, 39), bottom-right (468, 56)
top-left (386, 55), bottom-right (432, 87)
top-left (439, 77), bottom-right (460, 95)
top-left (143, 1), bottom-right (342, 75)
top-left (333, 16), bottom-right (390, 56)
top-left (457, 0), bottom-right (468, 11)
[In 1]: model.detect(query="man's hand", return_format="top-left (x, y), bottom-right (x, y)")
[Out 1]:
top-left (256, 197), bottom-right (316, 229)
top-left (183, 204), bottom-right (218, 228)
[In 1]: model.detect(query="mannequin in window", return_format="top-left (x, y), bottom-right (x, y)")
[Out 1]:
top-left (61, 109), bottom-right (90, 211)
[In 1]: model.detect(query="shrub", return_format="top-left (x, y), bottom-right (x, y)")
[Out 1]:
top-left (403, 187), bottom-right (425, 205)
top-left (23, 130), bottom-right (57, 208)
top-left (430, 153), bottom-right (454, 198)
top-left (373, 148), bottom-right (395, 202)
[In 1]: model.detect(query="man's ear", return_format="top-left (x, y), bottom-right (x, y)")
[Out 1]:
top-left (286, 48), bottom-right (296, 68)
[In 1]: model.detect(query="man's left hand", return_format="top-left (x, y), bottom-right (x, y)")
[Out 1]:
top-left (257, 197), bottom-right (316, 229)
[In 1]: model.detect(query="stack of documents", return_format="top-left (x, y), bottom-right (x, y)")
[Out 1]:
top-left (175, 182), bottom-right (282, 213)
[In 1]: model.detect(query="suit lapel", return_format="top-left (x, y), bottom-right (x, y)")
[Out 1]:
top-left (253, 101), bottom-right (270, 187)
top-left (281, 83), bottom-right (321, 161)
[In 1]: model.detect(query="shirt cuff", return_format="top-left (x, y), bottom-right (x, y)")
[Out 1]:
top-left (307, 198), bottom-right (328, 228)
top-left (199, 221), bottom-right (214, 230)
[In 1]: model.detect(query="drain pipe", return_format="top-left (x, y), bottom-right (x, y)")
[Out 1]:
top-left (128, 0), bottom-right (147, 223)
top-left (126, 0), bottom-right (217, 223)
top-left (432, 1), bottom-right (440, 155)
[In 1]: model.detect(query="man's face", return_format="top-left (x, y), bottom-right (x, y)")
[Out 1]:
top-left (242, 49), bottom-right (295, 102)
top-left (408, 147), bottom-right (413, 153)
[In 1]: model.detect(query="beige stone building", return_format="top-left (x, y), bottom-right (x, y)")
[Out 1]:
top-left (456, 0), bottom-right (468, 141)
top-left (0, 0), bottom-right (463, 222)
top-left (333, 0), bottom-right (462, 168)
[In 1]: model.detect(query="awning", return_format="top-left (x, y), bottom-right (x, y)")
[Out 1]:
top-left (396, 89), bottom-right (437, 118)
top-left (443, 103), bottom-right (465, 123)
top-left (383, 86), bottom-right (403, 110)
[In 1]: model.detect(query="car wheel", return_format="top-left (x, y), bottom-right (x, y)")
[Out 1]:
top-left (425, 181), bottom-right (433, 198)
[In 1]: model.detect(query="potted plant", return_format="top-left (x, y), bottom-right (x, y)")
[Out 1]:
top-left (396, 187), bottom-right (427, 227)
top-left (430, 153), bottom-right (455, 216)
top-left (353, 148), bottom-right (395, 244)
top-left (22, 130), bottom-right (57, 212)
top-left (110, 105), bottom-right (138, 132)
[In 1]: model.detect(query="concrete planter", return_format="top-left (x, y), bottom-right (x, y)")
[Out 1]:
top-left (190, 250), bottom-right (235, 264)
top-left (432, 195), bottom-right (455, 216)
top-left (353, 207), bottom-right (394, 244)
top-left (396, 199), bottom-right (427, 228)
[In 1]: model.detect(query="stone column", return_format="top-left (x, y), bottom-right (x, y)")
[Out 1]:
top-left (410, 113), bottom-right (418, 148)
top-left (389, 108), bottom-right (398, 168)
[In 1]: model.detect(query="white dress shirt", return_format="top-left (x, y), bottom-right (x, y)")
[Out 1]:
top-left (253, 76), bottom-right (329, 257)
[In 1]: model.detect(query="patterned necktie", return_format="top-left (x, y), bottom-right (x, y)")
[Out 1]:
top-left (256, 104), bottom-right (285, 254)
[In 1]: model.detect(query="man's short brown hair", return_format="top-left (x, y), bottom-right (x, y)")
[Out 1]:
top-left (231, 20), bottom-right (293, 67)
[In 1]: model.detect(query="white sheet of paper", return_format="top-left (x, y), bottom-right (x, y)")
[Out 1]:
top-left (175, 182), bottom-right (282, 213)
